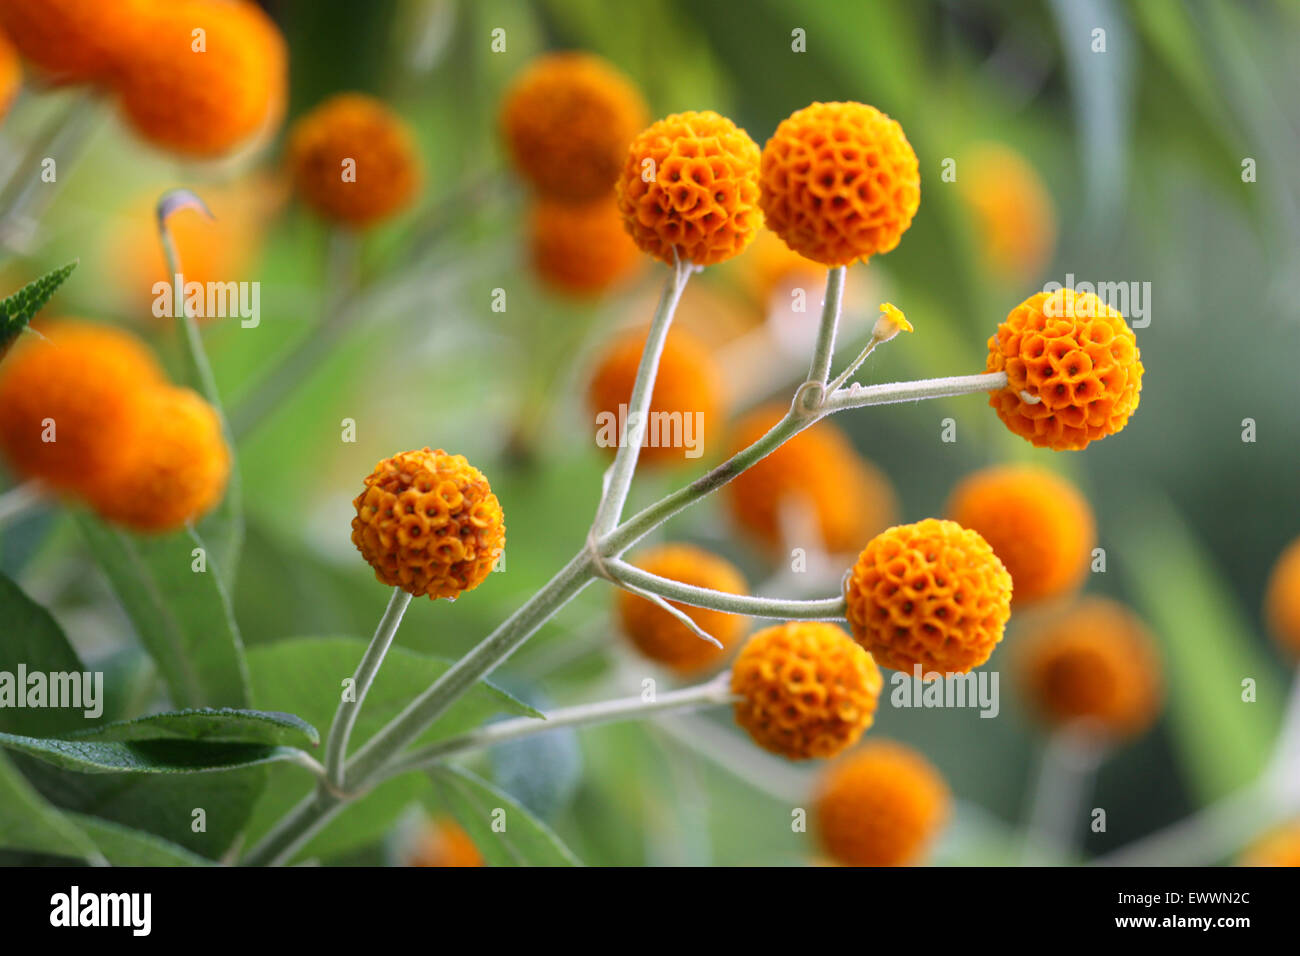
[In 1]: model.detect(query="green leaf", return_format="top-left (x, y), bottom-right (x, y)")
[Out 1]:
top-left (431, 764), bottom-right (582, 866)
top-left (0, 752), bottom-right (100, 863)
top-left (0, 731), bottom-right (309, 775)
top-left (65, 707), bottom-right (319, 749)
top-left (1111, 491), bottom-right (1283, 801)
top-left (0, 570), bottom-right (95, 737)
top-left (65, 813), bottom-right (212, 866)
top-left (0, 260), bottom-right (77, 357)
top-left (75, 513), bottom-right (250, 709)
top-left (241, 635), bottom-right (539, 861)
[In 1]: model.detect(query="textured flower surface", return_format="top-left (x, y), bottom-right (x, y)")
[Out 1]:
top-left (947, 465), bottom-right (1094, 604)
top-left (0, 0), bottom-right (147, 84)
top-left (0, 321), bottom-right (163, 492)
top-left (114, 0), bottom-right (286, 157)
top-left (731, 622), bottom-right (882, 760)
top-left (987, 288), bottom-right (1143, 451)
top-left (288, 93), bottom-right (421, 227)
top-left (86, 386), bottom-right (230, 533)
top-left (616, 544), bottom-right (748, 674)
top-left (501, 52), bottom-right (647, 202)
top-left (1014, 597), bottom-right (1163, 739)
top-left (351, 448), bottom-right (505, 599)
top-left (1265, 536), bottom-right (1300, 658)
top-left (726, 405), bottom-right (897, 554)
top-left (845, 518), bottom-right (1012, 674)
top-left (816, 740), bottom-right (950, 866)
top-left (587, 325), bottom-right (722, 465)
top-left (530, 196), bottom-right (640, 296)
top-left (759, 101), bottom-right (920, 266)
top-left (616, 110), bottom-right (762, 267)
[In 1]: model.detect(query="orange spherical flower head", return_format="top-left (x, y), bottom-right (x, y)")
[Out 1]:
top-left (725, 404), bottom-right (898, 554)
top-left (730, 622), bottom-right (883, 760)
top-left (288, 93), bottom-right (422, 228)
top-left (759, 102), bottom-right (920, 267)
top-left (947, 465), bottom-right (1095, 604)
top-left (815, 740), bottom-right (950, 867)
top-left (0, 0), bottom-right (149, 85)
top-left (500, 52), bottom-right (648, 202)
top-left (616, 544), bottom-right (748, 675)
top-left (1264, 536), bottom-right (1300, 659)
top-left (1239, 823), bottom-right (1300, 867)
top-left (0, 321), bottom-right (164, 493)
top-left (1015, 598), bottom-right (1162, 740)
top-left (113, 0), bottom-right (286, 157)
top-left (406, 818), bottom-right (483, 868)
top-left (957, 143), bottom-right (1057, 283)
top-left (987, 288), bottom-right (1143, 451)
top-left (529, 196), bottom-right (641, 297)
top-left (0, 28), bottom-right (19, 122)
top-left (616, 111), bottom-right (763, 267)
top-left (845, 519), bottom-right (1012, 675)
top-left (351, 448), bottom-right (505, 600)
top-left (586, 325), bottom-right (722, 465)
top-left (86, 386), bottom-right (230, 533)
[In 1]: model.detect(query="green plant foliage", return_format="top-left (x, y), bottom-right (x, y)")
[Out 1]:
top-left (432, 764), bottom-right (582, 866)
top-left (0, 260), bottom-right (77, 357)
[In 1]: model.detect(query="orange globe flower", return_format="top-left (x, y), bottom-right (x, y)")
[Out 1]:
top-left (725, 405), bottom-right (897, 554)
top-left (113, 0), bottom-right (286, 157)
top-left (759, 101), bottom-right (920, 266)
top-left (815, 740), bottom-right (950, 867)
top-left (987, 288), bottom-right (1143, 451)
top-left (0, 0), bottom-right (149, 85)
top-left (1239, 823), bottom-right (1300, 867)
top-left (287, 93), bottom-right (421, 228)
top-left (1014, 598), bottom-right (1163, 740)
top-left (500, 52), bottom-right (648, 202)
top-left (845, 518), bottom-right (1012, 675)
top-left (406, 818), bottom-right (483, 868)
top-left (0, 27), bottom-right (19, 121)
top-left (85, 386), bottom-right (230, 533)
top-left (529, 196), bottom-right (641, 297)
top-left (351, 448), bottom-right (505, 600)
top-left (731, 622), bottom-right (882, 760)
top-left (957, 143), bottom-right (1056, 283)
top-left (947, 465), bottom-right (1094, 604)
top-left (616, 544), bottom-right (748, 675)
top-left (587, 325), bottom-right (722, 466)
top-left (1264, 536), bottom-right (1300, 658)
top-left (0, 321), bottom-right (164, 493)
top-left (615, 110), bottom-right (762, 267)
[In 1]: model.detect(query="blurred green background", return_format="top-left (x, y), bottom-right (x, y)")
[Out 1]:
top-left (2, 0), bottom-right (1298, 865)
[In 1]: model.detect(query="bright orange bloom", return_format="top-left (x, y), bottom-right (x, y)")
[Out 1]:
top-left (529, 196), bottom-right (641, 296)
top-left (1264, 535), bottom-right (1300, 658)
top-left (351, 448), bottom-right (505, 600)
top-left (0, 27), bottom-right (19, 121)
top-left (0, 0), bottom-right (149, 85)
top-left (957, 143), bottom-right (1056, 283)
top-left (616, 111), bottom-right (763, 267)
top-left (845, 518), bottom-right (1012, 675)
top-left (616, 544), bottom-right (748, 675)
top-left (1239, 823), bottom-right (1300, 867)
top-left (987, 288), bottom-right (1143, 451)
top-left (406, 818), bottom-right (483, 867)
top-left (759, 101), bottom-right (920, 266)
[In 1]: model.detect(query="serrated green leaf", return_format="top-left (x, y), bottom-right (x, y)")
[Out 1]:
top-left (0, 731), bottom-right (309, 775)
top-left (65, 707), bottom-right (319, 749)
top-left (0, 752), bottom-right (100, 863)
top-left (75, 513), bottom-right (249, 709)
top-left (0, 260), bottom-right (77, 356)
top-left (432, 764), bottom-right (582, 866)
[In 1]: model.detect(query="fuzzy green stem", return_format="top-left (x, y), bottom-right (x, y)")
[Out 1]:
top-left (241, 786), bottom-right (344, 868)
top-left (825, 371), bottom-right (1008, 412)
top-left (322, 588), bottom-right (412, 789)
top-left (160, 213), bottom-right (222, 410)
top-left (373, 675), bottom-right (737, 785)
top-left (591, 257), bottom-right (694, 535)
top-left (804, 266), bottom-right (846, 394)
top-left (607, 558), bottom-right (847, 620)
top-left (1019, 728), bottom-right (1104, 865)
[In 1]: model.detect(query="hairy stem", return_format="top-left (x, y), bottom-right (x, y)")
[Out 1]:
top-left (607, 558), bottom-right (847, 620)
top-left (322, 588), bottom-right (412, 789)
top-left (374, 675), bottom-right (737, 784)
top-left (805, 266), bottom-right (846, 391)
top-left (825, 371), bottom-right (1007, 412)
